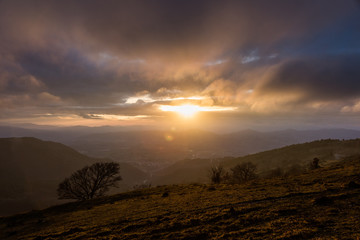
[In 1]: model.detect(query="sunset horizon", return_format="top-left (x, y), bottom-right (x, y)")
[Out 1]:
top-left (1, 1), bottom-right (360, 131)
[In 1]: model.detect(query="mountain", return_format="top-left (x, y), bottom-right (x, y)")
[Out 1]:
top-left (66, 128), bottom-right (360, 171)
top-left (152, 139), bottom-right (360, 185)
top-left (1, 155), bottom-right (359, 239)
top-left (0, 137), bottom-right (148, 216)
top-left (221, 128), bottom-right (360, 157)
top-left (2, 125), bottom-right (360, 172)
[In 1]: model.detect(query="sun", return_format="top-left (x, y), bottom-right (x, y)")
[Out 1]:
top-left (159, 104), bottom-right (200, 118)
top-left (174, 105), bottom-right (200, 118)
top-left (159, 103), bottom-right (237, 119)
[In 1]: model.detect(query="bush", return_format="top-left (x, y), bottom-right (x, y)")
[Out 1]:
top-left (309, 157), bottom-right (320, 170)
top-left (57, 162), bottom-right (122, 201)
top-left (209, 165), bottom-right (225, 184)
top-left (230, 162), bottom-right (257, 183)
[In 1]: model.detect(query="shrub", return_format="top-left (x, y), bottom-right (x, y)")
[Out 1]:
top-left (230, 162), bottom-right (257, 183)
top-left (310, 157), bottom-right (320, 170)
top-left (209, 164), bottom-right (225, 184)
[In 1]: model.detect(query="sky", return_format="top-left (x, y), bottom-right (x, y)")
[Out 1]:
top-left (0, 0), bottom-right (360, 131)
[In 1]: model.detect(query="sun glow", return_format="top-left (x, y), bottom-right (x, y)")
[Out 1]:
top-left (159, 104), bottom-right (200, 118)
top-left (159, 104), bottom-right (237, 118)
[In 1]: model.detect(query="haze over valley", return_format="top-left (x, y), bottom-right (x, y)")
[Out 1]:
top-left (2, 125), bottom-right (360, 172)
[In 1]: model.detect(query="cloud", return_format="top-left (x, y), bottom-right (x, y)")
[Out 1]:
top-left (342, 99), bottom-right (360, 113)
top-left (201, 79), bottom-right (238, 106)
top-left (36, 92), bottom-right (62, 104)
top-left (1, 0), bottom-right (356, 61)
top-left (0, 92), bottom-right (62, 109)
top-left (0, 54), bottom-right (45, 93)
top-left (0, 0), bottom-right (360, 128)
top-left (256, 54), bottom-right (360, 102)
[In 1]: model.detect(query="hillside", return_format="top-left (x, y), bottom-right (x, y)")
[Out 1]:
top-left (0, 138), bottom-right (148, 216)
top-left (152, 139), bottom-right (360, 185)
top-left (1, 155), bottom-right (359, 239)
top-left (67, 129), bottom-right (360, 171)
top-left (2, 125), bottom-right (360, 172)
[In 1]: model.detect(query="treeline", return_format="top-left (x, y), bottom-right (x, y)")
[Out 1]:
top-left (209, 158), bottom-right (321, 184)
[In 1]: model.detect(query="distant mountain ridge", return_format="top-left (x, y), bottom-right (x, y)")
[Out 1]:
top-left (2, 125), bottom-right (360, 171)
top-left (68, 128), bottom-right (360, 171)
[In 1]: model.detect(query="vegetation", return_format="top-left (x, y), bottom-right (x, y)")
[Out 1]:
top-left (310, 157), bottom-right (320, 170)
top-left (209, 162), bottom-right (258, 184)
top-left (230, 162), bottom-right (257, 183)
top-left (2, 155), bottom-right (359, 239)
top-left (0, 137), bottom-right (148, 216)
top-left (153, 139), bottom-right (360, 185)
top-left (57, 162), bottom-right (122, 201)
top-left (209, 164), bottom-right (225, 184)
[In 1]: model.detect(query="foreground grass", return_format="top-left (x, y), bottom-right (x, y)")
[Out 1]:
top-left (1, 156), bottom-right (360, 240)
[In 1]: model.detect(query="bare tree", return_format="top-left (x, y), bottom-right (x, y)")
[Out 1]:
top-left (209, 164), bottom-right (225, 184)
top-left (57, 162), bottom-right (122, 201)
top-left (230, 162), bottom-right (257, 183)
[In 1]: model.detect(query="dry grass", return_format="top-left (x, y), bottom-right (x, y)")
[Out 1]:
top-left (1, 156), bottom-right (359, 240)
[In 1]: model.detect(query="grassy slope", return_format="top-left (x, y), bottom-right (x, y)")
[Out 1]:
top-left (153, 139), bottom-right (360, 185)
top-left (1, 155), bottom-right (359, 240)
top-left (223, 139), bottom-right (360, 171)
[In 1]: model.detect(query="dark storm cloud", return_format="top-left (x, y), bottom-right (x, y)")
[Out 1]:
top-left (80, 0), bottom-right (355, 61)
top-left (0, 0), bottom-right (355, 60)
top-left (17, 49), bottom-right (127, 104)
top-left (257, 54), bottom-right (360, 102)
